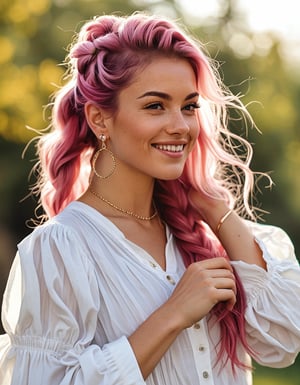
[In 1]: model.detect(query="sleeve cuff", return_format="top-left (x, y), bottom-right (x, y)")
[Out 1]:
top-left (102, 336), bottom-right (145, 384)
top-left (231, 234), bottom-right (298, 303)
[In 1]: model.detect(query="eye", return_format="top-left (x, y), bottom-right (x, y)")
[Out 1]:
top-left (144, 102), bottom-right (164, 110)
top-left (183, 102), bottom-right (201, 112)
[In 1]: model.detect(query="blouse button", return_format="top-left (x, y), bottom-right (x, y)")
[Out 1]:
top-left (193, 323), bottom-right (201, 330)
top-left (198, 345), bottom-right (205, 352)
top-left (203, 371), bottom-right (209, 379)
top-left (149, 261), bottom-right (157, 268)
top-left (166, 275), bottom-right (176, 285)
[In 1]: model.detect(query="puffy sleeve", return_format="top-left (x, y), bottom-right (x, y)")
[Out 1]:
top-left (0, 222), bottom-right (145, 385)
top-left (231, 222), bottom-right (300, 368)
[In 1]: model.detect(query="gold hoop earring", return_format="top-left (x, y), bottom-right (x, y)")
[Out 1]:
top-left (92, 134), bottom-right (116, 179)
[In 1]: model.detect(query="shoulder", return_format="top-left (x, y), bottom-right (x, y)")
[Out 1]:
top-left (20, 201), bottom-right (97, 245)
top-left (17, 203), bottom-right (91, 267)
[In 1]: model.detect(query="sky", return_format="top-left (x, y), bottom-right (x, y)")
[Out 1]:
top-left (179, 0), bottom-right (300, 65)
top-left (181, 0), bottom-right (300, 41)
top-left (238, 0), bottom-right (300, 42)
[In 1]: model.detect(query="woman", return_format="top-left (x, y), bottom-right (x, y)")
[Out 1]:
top-left (0, 13), bottom-right (299, 385)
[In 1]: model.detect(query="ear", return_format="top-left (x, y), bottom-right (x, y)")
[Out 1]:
top-left (84, 102), bottom-right (110, 138)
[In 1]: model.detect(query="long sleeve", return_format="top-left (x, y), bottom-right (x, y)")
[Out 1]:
top-left (0, 222), bottom-right (145, 385)
top-left (231, 222), bottom-right (300, 368)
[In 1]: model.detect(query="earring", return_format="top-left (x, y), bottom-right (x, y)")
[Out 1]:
top-left (91, 134), bottom-right (116, 179)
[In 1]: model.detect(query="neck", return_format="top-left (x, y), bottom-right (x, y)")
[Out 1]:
top-left (88, 172), bottom-right (155, 219)
top-left (89, 187), bottom-right (158, 221)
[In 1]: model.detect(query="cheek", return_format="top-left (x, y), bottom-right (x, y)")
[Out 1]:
top-left (190, 120), bottom-right (200, 144)
top-left (185, 125), bottom-right (200, 156)
top-left (110, 125), bottom-right (147, 156)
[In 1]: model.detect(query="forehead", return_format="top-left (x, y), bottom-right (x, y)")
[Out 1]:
top-left (120, 56), bottom-right (197, 98)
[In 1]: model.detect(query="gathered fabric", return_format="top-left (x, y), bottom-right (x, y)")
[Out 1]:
top-left (0, 201), bottom-right (300, 385)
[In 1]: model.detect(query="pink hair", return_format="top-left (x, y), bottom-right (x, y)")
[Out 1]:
top-left (35, 13), bottom-right (259, 370)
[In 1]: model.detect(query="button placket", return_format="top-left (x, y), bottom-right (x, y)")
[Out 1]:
top-left (166, 274), bottom-right (176, 285)
top-left (193, 323), bottom-right (206, 354)
top-left (188, 320), bottom-right (213, 384)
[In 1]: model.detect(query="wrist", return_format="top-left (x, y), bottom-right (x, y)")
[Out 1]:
top-left (157, 302), bottom-right (186, 333)
top-left (200, 202), bottom-right (233, 233)
top-left (215, 209), bottom-right (234, 234)
top-left (188, 190), bottom-right (233, 233)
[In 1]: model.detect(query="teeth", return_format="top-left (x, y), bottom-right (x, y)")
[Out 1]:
top-left (154, 144), bottom-right (184, 152)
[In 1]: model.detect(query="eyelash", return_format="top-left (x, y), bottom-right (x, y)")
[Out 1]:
top-left (183, 102), bottom-right (201, 111)
top-left (144, 102), bottom-right (201, 111)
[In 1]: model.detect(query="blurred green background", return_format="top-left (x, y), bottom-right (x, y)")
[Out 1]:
top-left (0, 0), bottom-right (299, 383)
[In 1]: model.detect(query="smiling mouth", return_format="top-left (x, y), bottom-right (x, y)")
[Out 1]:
top-left (153, 144), bottom-right (185, 152)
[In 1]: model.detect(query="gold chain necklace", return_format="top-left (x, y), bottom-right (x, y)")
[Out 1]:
top-left (89, 188), bottom-right (158, 221)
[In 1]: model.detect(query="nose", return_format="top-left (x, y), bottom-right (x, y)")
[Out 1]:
top-left (165, 110), bottom-right (190, 135)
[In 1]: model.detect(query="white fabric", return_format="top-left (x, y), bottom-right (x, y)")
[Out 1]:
top-left (0, 201), bottom-right (300, 385)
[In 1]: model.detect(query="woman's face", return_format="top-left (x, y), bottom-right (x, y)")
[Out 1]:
top-left (105, 56), bottom-right (200, 181)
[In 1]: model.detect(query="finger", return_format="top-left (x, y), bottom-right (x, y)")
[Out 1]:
top-left (215, 288), bottom-right (237, 308)
top-left (226, 295), bottom-right (237, 311)
top-left (214, 277), bottom-right (237, 294)
top-left (195, 257), bottom-right (233, 272)
top-left (209, 268), bottom-right (236, 280)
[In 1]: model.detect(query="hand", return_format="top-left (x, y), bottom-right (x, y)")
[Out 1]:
top-left (188, 188), bottom-right (230, 232)
top-left (188, 188), bottom-right (266, 269)
top-left (165, 257), bottom-right (236, 329)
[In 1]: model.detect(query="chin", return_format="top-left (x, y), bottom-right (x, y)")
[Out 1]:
top-left (155, 169), bottom-right (185, 181)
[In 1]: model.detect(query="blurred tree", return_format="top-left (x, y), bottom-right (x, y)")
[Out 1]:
top-left (0, 0), bottom-right (143, 142)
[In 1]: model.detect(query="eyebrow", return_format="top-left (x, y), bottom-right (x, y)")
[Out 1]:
top-left (137, 91), bottom-right (199, 101)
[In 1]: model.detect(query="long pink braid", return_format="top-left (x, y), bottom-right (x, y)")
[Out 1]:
top-left (154, 178), bottom-right (254, 371)
top-left (34, 13), bottom-right (259, 370)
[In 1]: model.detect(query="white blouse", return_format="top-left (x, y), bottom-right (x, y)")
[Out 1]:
top-left (0, 201), bottom-right (300, 385)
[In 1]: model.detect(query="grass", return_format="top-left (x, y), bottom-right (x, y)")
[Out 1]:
top-left (253, 358), bottom-right (300, 385)
top-left (254, 376), bottom-right (299, 385)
